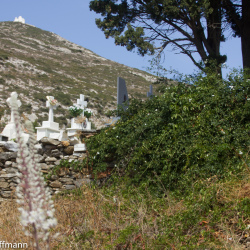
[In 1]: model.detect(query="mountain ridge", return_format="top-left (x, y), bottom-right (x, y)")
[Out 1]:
top-left (0, 21), bottom-right (156, 129)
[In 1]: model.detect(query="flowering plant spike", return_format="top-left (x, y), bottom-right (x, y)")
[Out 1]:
top-left (7, 92), bottom-right (57, 250)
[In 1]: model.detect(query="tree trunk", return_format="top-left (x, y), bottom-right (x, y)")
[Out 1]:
top-left (206, 0), bottom-right (223, 75)
top-left (241, 0), bottom-right (250, 70)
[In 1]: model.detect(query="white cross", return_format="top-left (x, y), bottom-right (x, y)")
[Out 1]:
top-left (77, 94), bottom-right (87, 110)
top-left (46, 96), bottom-right (58, 122)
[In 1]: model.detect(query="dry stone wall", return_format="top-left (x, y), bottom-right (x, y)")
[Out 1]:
top-left (0, 135), bottom-right (96, 199)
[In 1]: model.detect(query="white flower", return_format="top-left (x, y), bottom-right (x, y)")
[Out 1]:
top-left (239, 150), bottom-right (243, 155)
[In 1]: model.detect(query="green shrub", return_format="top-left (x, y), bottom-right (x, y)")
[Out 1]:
top-left (34, 92), bottom-right (47, 102)
top-left (85, 70), bottom-right (250, 193)
top-left (54, 92), bottom-right (73, 106)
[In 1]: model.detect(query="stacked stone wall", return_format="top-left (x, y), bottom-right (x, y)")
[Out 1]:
top-left (0, 136), bottom-right (95, 199)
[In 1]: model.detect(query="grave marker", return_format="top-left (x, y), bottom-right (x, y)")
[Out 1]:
top-left (147, 85), bottom-right (153, 98)
top-left (117, 77), bottom-right (129, 110)
top-left (36, 96), bottom-right (60, 141)
top-left (77, 94), bottom-right (87, 111)
top-left (0, 92), bottom-right (29, 143)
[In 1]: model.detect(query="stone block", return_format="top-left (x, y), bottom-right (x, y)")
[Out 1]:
top-left (59, 178), bottom-right (74, 185)
top-left (50, 175), bottom-right (58, 181)
top-left (64, 185), bottom-right (75, 190)
top-left (51, 149), bottom-right (61, 158)
top-left (50, 180), bottom-right (62, 188)
top-left (54, 160), bottom-right (61, 166)
top-left (40, 137), bottom-right (60, 146)
top-left (45, 157), bottom-right (57, 163)
top-left (1, 173), bottom-right (18, 178)
top-left (0, 142), bottom-right (19, 152)
top-left (64, 146), bottom-right (74, 155)
top-left (74, 178), bottom-right (92, 188)
top-left (1, 191), bottom-right (13, 198)
top-left (6, 167), bottom-right (18, 174)
top-left (39, 163), bottom-right (50, 170)
top-left (5, 161), bottom-right (13, 167)
top-left (0, 182), bottom-right (9, 188)
top-left (0, 152), bottom-right (17, 161)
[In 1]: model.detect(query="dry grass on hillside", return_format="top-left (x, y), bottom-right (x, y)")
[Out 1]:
top-left (0, 177), bottom-right (249, 249)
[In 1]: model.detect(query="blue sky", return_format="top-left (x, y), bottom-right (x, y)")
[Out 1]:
top-left (0, 0), bottom-right (243, 78)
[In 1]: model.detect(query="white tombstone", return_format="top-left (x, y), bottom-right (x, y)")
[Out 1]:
top-left (147, 85), bottom-right (153, 97)
top-left (36, 96), bottom-right (60, 141)
top-left (0, 96), bottom-right (29, 143)
top-left (117, 77), bottom-right (129, 110)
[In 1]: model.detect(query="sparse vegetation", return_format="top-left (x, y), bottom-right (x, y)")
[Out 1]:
top-left (0, 21), bottom-right (156, 127)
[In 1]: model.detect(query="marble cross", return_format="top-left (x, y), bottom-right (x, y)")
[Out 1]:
top-left (77, 94), bottom-right (87, 110)
top-left (46, 96), bottom-right (58, 122)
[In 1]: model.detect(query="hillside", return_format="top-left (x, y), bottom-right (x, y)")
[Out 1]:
top-left (0, 21), bottom-right (155, 129)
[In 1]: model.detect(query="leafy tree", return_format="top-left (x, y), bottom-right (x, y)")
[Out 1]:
top-left (89, 0), bottom-right (227, 73)
top-left (222, 0), bottom-right (250, 70)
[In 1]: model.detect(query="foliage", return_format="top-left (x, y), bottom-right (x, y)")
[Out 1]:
top-left (84, 110), bottom-right (91, 119)
top-left (68, 105), bottom-right (83, 118)
top-left (89, 0), bottom-right (229, 72)
top-left (54, 92), bottom-right (72, 106)
top-left (85, 70), bottom-right (250, 193)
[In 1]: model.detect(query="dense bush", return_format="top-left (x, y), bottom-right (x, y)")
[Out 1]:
top-left (85, 70), bottom-right (249, 192)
